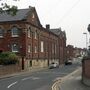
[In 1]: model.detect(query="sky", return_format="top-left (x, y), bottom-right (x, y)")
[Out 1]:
top-left (0, 0), bottom-right (90, 48)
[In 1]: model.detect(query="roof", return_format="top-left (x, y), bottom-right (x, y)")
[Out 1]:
top-left (0, 7), bottom-right (33, 22)
top-left (50, 28), bottom-right (66, 39)
top-left (50, 28), bottom-right (62, 35)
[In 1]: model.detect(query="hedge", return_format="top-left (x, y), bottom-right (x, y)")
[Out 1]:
top-left (0, 52), bottom-right (18, 65)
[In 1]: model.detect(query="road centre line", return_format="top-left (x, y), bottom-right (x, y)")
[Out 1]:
top-left (7, 81), bottom-right (18, 88)
top-left (32, 77), bottom-right (40, 80)
top-left (22, 77), bottom-right (33, 81)
top-left (22, 76), bottom-right (40, 81)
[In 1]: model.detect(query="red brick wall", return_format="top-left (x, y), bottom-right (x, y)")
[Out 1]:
top-left (0, 22), bottom-right (27, 56)
top-left (83, 59), bottom-right (90, 78)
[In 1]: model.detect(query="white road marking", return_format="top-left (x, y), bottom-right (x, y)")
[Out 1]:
top-left (22, 77), bottom-right (33, 81)
top-left (7, 81), bottom-right (18, 88)
top-left (22, 76), bottom-right (40, 81)
top-left (32, 77), bottom-right (40, 80)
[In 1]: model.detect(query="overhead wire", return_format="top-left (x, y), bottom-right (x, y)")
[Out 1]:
top-left (56, 0), bottom-right (81, 25)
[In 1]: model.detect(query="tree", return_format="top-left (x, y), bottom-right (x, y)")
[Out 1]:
top-left (0, 0), bottom-right (19, 16)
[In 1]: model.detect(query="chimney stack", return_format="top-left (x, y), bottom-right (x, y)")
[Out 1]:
top-left (46, 24), bottom-right (50, 30)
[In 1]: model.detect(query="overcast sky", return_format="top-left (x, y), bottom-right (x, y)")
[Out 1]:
top-left (1, 0), bottom-right (90, 48)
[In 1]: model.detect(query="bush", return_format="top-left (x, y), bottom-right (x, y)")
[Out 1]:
top-left (0, 52), bottom-right (18, 65)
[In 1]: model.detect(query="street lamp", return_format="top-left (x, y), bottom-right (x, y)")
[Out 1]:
top-left (87, 24), bottom-right (90, 48)
top-left (83, 32), bottom-right (88, 49)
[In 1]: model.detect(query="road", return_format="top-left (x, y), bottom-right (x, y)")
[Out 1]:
top-left (0, 62), bottom-right (81, 90)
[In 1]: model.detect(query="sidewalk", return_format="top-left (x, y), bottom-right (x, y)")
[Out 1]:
top-left (0, 67), bottom-right (48, 79)
top-left (59, 68), bottom-right (90, 90)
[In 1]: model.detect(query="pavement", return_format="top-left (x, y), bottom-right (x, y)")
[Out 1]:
top-left (58, 68), bottom-right (90, 90)
top-left (0, 67), bottom-right (48, 79)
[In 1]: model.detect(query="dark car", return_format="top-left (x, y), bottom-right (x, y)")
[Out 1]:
top-left (65, 60), bottom-right (72, 65)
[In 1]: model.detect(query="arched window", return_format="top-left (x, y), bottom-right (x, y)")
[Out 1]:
top-left (0, 27), bottom-right (4, 38)
top-left (11, 26), bottom-right (19, 37)
top-left (12, 43), bottom-right (19, 52)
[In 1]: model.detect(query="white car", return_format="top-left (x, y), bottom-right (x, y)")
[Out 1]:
top-left (49, 62), bottom-right (59, 69)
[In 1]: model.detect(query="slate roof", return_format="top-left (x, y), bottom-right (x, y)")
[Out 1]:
top-left (50, 28), bottom-right (66, 39)
top-left (50, 28), bottom-right (62, 35)
top-left (0, 7), bottom-right (33, 22)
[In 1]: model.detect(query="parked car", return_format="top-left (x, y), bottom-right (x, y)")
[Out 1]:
top-left (65, 60), bottom-right (72, 65)
top-left (49, 62), bottom-right (59, 69)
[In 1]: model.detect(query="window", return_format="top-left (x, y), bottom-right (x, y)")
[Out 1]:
top-left (41, 41), bottom-right (44, 52)
top-left (11, 26), bottom-right (19, 37)
top-left (67, 51), bottom-right (69, 54)
top-left (12, 44), bottom-right (19, 52)
top-left (28, 27), bottom-right (31, 37)
top-left (28, 45), bottom-right (31, 53)
top-left (32, 13), bottom-right (35, 19)
top-left (52, 43), bottom-right (54, 54)
top-left (34, 31), bottom-right (37, 39)
top-left (35, 46), bottom-right (37, 53)
top-left (45, 42), bottom-right (48, 52)
top-left (55, 44), bottom-right (56, 54)
top-left (32, 13), bottom-right (35, 21)
top-left (0, 28), bottom-right (4, 38)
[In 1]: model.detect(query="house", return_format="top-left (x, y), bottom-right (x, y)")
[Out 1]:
top-left (0, 6), bottom-right (66, 70)
top-left (66, 45), bottom-right (74, 60)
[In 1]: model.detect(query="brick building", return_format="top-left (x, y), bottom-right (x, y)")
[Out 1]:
top-left (0, 6), bottom-right (66, 70)
top-left (66, 45), bottom-right (74, 60)
top-left (50, 27), bottom-right (67, 64)
top-left (73, 47), bottom-right (86, 58)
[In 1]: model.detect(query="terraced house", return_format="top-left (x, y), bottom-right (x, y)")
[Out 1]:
top-left (0, 6), bottom-right (66, 70)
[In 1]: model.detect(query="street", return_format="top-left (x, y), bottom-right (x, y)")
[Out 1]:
top-left (0, 62), bottom-right (81, 90)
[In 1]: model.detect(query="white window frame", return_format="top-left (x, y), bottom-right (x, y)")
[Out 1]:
top-left (11, 26), bottom-right (19, 37)
top-left (0, 28), bottom-right (4, 38)
top-left (34, 31), bottom-right (37, 39)
top-left (28, 27), bottom-right (31, 38)
top-left (28, 45), bottom-right (31, 53)
top-left (12, 44), bottom-right (19, 52)
top-left (41, 41), bottom-right (44, 52)
top-left (35, 46), bottom-right (37, 53)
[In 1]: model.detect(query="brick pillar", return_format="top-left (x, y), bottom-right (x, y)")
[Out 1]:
top-left (82, 57), bottom-right (90, 86)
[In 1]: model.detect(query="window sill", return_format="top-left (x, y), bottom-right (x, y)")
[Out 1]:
top-left (12, 35), bottom-right (19, 37)
top-left (12, 51), bottom-right (19, 53)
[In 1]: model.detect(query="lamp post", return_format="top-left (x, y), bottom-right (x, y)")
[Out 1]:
top-left (83, 32), bottom-right (88, 49)
top-left (87, 24), bottom-right (90, 47)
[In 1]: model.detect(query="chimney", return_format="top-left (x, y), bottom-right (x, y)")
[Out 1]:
top-left (46, 24), bottom-right (50, 30)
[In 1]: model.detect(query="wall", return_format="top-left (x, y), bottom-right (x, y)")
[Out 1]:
top-left (82, 57), bottom-right (90, 86)
top-left (0, 64), bottom-right (21, 77)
